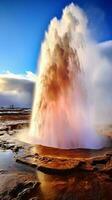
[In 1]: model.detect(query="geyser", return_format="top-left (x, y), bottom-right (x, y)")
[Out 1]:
top-left (30, 3), bottom-right (105, 149)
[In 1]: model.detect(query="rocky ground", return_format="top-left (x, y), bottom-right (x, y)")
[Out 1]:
top-left (0, 108), bottom-right (112, 200)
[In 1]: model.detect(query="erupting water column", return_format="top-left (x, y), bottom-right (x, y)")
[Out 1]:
top-left (30, 4), bottom-right (105, 149)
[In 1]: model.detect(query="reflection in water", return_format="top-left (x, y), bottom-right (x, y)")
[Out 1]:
top-left (37, 171), bottom-right (76, 200)
top-left (0, 150), bottom-right (14, 170)
top-left (36, 170), bottom-right (100, 200)
top-left (0, 149), bottom-right (35, 173)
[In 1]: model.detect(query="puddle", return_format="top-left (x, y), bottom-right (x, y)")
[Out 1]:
top-left (0, 149), bottom-right (35, 173)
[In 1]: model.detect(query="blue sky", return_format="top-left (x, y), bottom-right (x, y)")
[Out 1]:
top-left (0, 0), bottom-right (111, 74)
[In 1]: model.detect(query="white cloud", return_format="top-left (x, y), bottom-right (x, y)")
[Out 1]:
top-left (0, 70), bottom-right (36, 81)
top-left (91, 40), bottom-right (112, 124)
top-left (0, 71), bottom-right (36, 107)
top-left (98, 40), bottom-right (112, 62)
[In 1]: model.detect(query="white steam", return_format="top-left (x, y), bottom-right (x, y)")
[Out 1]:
top-left (29, 3), bottom-right (108, 149)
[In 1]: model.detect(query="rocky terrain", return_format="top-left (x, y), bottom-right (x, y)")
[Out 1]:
top-left (0, 108), bottom-right (112, 200)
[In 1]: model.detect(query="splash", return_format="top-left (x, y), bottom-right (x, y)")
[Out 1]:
top-left (30, 3), bottom-right (105, 149)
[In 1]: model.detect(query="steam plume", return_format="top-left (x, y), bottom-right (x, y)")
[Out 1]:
top-left (30, 3), bottom-right (106, 149)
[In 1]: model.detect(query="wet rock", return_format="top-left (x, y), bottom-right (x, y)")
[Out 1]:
top-left (0, 131), bottom-right (6, 136)
top-left (0, 172), bottom-right (40, 200)
top-left (16, 157), bottom-right (37, 168)
top-left (12, 145), bottom-right (23, 153)
top-left (0, 139), bottom-right (23, 152)
top-left (0, 169), bottom-right (8, 174)
top-left (10, 181), bottom-right (39, 200)
top-left (91, 154), bottom-right (111, 166)
top-left (0, 126), bottom-right (8, 132)
top-left (15, 145), bottom-right (112, 175)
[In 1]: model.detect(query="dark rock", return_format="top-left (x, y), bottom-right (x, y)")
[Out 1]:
top-left (0, 132), bottom-right (5, 136)
top-left (9, 181), bottom-right (39, 200)
top-left (0, 139), bottom-right (23, 152)
top-left (0, 169), bottom-right (8, 174)
top-left (0, 172), bottom-right (40, 200)
top-left (91, 154), bottom-right (111, 166)
top-left (16, 157), bottom-right (37, 168)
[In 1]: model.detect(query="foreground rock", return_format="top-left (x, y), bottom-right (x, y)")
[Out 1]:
top-left (0, 171), bottom-right (40, 200)
top-left (15, 145), bottom-right (112, 174)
